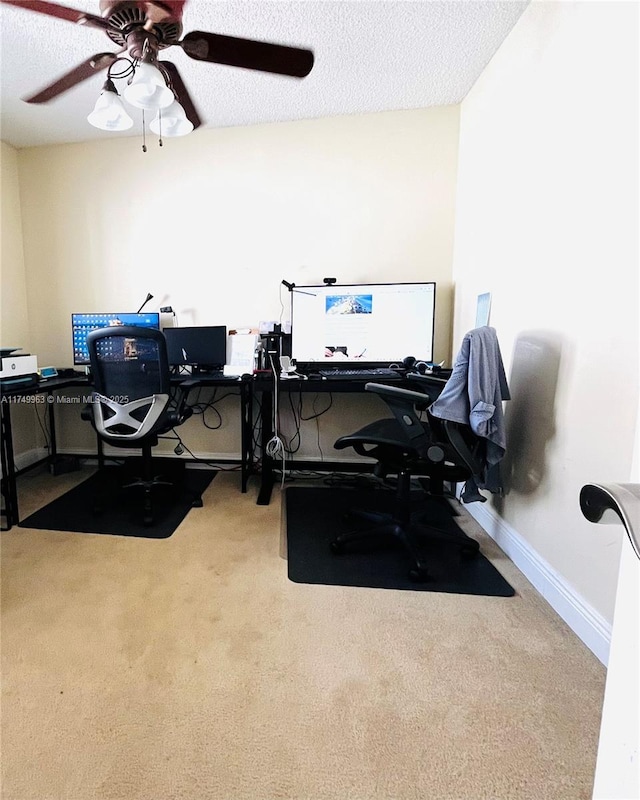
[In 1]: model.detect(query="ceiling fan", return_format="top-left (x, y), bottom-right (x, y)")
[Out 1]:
top-left (1, 0), bottom-right (315, 134)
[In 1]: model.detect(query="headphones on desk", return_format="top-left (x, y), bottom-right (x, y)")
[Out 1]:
top-left (399, 356), bottom-right (429, 374)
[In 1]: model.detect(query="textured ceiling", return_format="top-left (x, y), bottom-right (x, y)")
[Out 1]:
top-left (0, 0), bottom-right (529, 149)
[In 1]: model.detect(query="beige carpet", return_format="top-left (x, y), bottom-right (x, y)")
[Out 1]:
top-left (1, 467), bottom-right (605, 800)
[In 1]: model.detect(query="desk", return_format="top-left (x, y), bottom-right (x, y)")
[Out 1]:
top-left (249, 371), bottom-right (451, 505)
top-left (2, 371), bottom-right (447, 526)
top-left (1, 374), bottom-right (252, 530)
top-left (251, 373), bottom-right (407, 505)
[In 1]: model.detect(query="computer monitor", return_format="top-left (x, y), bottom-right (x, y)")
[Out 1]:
top-left (163, 326), bottom-right (227, 373)
top-left (71, 312), bottom-right (161, 366)
top-left (290, 282), bottom-right (436, 368)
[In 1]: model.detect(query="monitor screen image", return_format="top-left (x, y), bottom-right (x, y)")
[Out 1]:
top-left (290, 282), bottom-right (436, 367)
top-left (164, 326), bottom-right (227, 372)
top-left (71, 312), bottom-right (161, 366)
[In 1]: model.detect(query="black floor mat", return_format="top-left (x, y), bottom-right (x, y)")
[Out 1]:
top-left (19, 463), bottom-right (216, 539)
top-left (285, 486), bottom-right (515, 596)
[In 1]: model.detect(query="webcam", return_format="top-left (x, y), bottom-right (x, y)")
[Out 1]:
top-left (323, 277), bottom-right (337, 285)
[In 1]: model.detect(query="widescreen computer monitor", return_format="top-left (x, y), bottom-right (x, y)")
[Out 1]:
top-left (290, 282), bottom-right (436, 368)
top-left (164, 326), bottom-right (227, 373)
top-left (71, 312), bottom-right (161, 366)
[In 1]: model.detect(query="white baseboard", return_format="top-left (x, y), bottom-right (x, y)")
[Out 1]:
top-left (467, 501), bottom-right (611, 665)
top-left (13, 447), bottom-right (49, 472)
top-left (5, 447), bottom-right (242, 473)
top-left (56, 447), bottom-right (242, 464)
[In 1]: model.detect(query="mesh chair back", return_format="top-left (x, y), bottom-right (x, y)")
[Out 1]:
top-left (87, 326), bottom-right (171, 400)
top-left (86, 326), bottom-right (172, 441)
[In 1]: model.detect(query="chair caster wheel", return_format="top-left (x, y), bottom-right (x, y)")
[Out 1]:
top-left (409, 567), bottom-right (430, 582)
top-left (330, 540), bottom-right (344, 554)
top-left (191, 497), bottom-right (203, 508)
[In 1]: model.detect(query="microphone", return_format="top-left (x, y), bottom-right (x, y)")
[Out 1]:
top-left (137, 292), bottom-right (154, 313)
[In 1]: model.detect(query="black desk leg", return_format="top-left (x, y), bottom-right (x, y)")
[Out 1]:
top-left (1, 402), bottom-right (19, 530)
top-left (48, 398), bottom-right (57, 459)
top-left (240, 381), bottom-right (251, 493)
top-left (256, 387), bottom-right (275, 505)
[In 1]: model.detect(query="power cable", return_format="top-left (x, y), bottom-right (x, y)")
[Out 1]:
top-left (264, 353), bottom-right (287, 487)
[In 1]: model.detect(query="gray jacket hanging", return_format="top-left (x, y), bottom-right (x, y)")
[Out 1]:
top-left (429, 326), bottom-right (510, 501)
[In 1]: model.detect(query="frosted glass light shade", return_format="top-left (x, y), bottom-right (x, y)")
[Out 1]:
top-left (87, 89), bottom-right (133, 131)
top-left (123, 62), bottom-right (174, 110)
top-left (150, 101), bottom-right (194, 137)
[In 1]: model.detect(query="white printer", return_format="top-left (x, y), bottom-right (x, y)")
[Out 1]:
top-left (0, 348), bottom-right (39, 390)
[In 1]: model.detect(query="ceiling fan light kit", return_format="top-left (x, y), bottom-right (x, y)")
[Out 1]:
top-left (122, 61), bottom-right (174, 110)
top-left (86, 54), bottom-right (190, 138)
top-left (150, 100), bottom-right (193, 137)
top-left (87, 79), bottom-right (134, 131)
top-left (3, 0), bottom-right (314, 150)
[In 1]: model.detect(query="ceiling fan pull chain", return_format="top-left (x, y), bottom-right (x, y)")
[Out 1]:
top-left (158, 110), bottom-right (163, 147)
top-left (142, 109), bottom-right (147, 153)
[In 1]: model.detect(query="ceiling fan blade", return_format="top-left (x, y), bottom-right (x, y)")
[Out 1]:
top-left (0, 0), bottom-right (111, 30)
top-left (160, 60), bottom-right (201, 129)
top-left (180, 31), bottom-right (314, 78)
top-left (24, 52), bottom-right (118, 104)
top-left (144, 0), bottom-right (186, 23)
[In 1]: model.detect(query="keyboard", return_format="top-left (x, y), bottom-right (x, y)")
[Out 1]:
top-left (316, 368), bottom-right (399, 380)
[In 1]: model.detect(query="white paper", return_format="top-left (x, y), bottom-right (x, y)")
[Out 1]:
top-left (226, 334), bottom-right (257, 374)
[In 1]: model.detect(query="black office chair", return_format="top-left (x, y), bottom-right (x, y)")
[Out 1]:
top-left (332, 382), bottom-right (485, 581)
top-left (82, 325), bottom-right (196, 525)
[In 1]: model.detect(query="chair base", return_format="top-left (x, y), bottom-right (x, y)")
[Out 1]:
top-left (331, 509), bottom-right (479, 582)
top-left (124, 476), bottom-right (174, 526)
top-left (92, 455), bottom-right (199, 527)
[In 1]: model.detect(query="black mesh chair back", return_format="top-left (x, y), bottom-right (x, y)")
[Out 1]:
top-left (87, 326), bottom-right (172, 443)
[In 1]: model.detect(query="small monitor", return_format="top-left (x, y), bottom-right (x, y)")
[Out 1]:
top-left (290, 282), bottom-right (436, 368)
top-left (164, 326), bottom-right (227, 373)
top-left (71, 312), bottom-right (160, 366)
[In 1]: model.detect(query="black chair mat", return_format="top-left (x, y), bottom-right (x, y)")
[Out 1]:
top-left (285, 486), bottom-right (515, 596)
top-left (19, 461), bottom-right (216, 539)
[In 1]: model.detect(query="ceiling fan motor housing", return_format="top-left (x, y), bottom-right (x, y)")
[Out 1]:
top-left (99, 1), bottom-right (183, 49)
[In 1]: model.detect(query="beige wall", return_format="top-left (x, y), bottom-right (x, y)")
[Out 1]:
top-left (9, 107), bottom-right (460, 459)
top-left (1, 141), bottom-right (29, 347)
top-left (1, 141), bottom-right (40, 461)
top-left (452, 0), bottom-right (639, 625)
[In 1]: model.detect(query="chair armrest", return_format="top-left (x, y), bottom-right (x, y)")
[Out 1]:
top-left (406, 372), bottom-right (449, 401)
top-left (364, 383), bottom-right (431, 446)
top-left (177, 378), bottom-right (200, 390)
top-left (172, 381), bottom-right (197, 423)
top-left (364, 382), bottom-right (432, 410)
